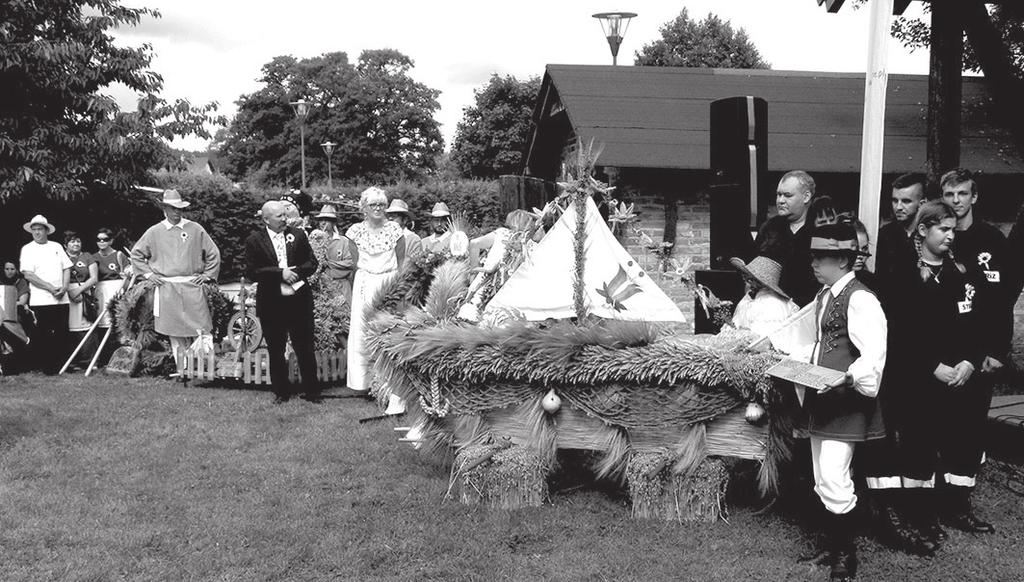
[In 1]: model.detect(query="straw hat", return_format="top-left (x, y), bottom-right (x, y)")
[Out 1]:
top-left (385, 199), bottom-right (411, 214)
top-left (23, 214), bottom-right (56, 235)
top-left (730, 256), bottom-right (790, 300)
top-left (315, 204), bottom-right (338, 220)
top-left (159, 189), bottom-right (191, 208)
top-left (429, 202), bottom-right (451, 218)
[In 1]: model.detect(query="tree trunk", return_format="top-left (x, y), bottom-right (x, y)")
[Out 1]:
top-left (962, 4), bottom-right (1024, 165)
top-left (927, 3), bottom-right (963, 191)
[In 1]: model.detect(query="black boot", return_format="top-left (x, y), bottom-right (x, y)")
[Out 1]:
top-left (829, 512), bottom-right (858, 582)
top-left (943, 485), bottom-right (995, 533)
top-left (874, 490), bottom-right (936, 556)
top-left (916, 489), bottom-right (947, 544)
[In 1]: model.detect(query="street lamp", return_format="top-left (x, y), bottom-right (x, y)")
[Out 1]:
top-left (289, 99), bottom-right (310, 188)
top-left (321, 141), bottom-right (337, 189)
top-left (592, 12), bottom-right (637, 65)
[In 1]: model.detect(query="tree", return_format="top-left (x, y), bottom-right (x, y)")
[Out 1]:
top-left (217, 50), bottom-right (443, 186)
top-left (0, 0), bottom-right (223, 200)
top-left (450, 75), bottom-right (541, 179)
top-left (886, 4), bottom-right (1024, 162)
top-left (635, 8), bottom-right (770, 69)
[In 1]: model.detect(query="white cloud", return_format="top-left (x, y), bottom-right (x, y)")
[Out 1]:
top-left (112, 0), bottom-right (930, 151)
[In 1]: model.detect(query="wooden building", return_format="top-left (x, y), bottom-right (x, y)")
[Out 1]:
top-left (523, 64), bottom-right (1024, 329)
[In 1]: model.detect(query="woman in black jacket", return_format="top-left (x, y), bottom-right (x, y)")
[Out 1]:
top-left (890, 200), bottom-right (995, 544)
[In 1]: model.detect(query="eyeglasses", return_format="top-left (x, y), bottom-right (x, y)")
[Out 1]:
top-left (367, 203), bottom-right (387, 210)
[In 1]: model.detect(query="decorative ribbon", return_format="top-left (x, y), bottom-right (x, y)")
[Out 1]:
top-left (809, 237), bottom-right (858, 251)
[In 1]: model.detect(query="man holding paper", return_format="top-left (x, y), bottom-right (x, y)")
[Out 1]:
top-left (793, 222), bottom-right (887, 582)
top-left (246, 200), bottom-right (320, 404)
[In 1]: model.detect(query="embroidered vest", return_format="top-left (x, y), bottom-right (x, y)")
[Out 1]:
top-left (807, 277), bottom-right (886, 441)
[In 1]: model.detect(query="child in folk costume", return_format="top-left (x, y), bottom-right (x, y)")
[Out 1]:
top-left (795, 223), bottom-right (887, 582)
top-left (889, 201), bottom-right (995, 537)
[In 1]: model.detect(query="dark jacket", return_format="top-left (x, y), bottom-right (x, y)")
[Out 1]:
top-left (754, 215), bottom-right (817, 307)
top-left (244, 226), bottom-right (318, 319)
top-left (950, 220), bottom-right (1012, 360)
top-left (889, 259), bottom-right (988, 385)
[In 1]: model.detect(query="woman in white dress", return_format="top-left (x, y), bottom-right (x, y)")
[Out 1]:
top-left (345, 187), bottom-right (405, 394)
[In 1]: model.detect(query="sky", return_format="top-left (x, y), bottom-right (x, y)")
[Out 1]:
top-left (110, 0), bottom-right (932, 152)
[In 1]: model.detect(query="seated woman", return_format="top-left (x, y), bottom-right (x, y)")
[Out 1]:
top-left (729, 255), bottom-right (800, 353)
top-left (1, 259), bottom-right (33, 372)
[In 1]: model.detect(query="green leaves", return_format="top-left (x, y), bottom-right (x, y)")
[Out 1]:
top-left (450, 74), bottom-right (541, 180)
top-left (634, 8), bottom-right (770, 69)
top-left (217, 50), bottom-right (443, 187)
top-left (0, 0), bottom-right (221, 200)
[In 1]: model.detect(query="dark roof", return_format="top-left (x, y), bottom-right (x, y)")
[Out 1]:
top-left (526, 65), bottom-right (1023, 175)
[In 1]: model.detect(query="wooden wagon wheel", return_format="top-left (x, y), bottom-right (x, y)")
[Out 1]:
top-left (227, 312), bottom-right (262, 352)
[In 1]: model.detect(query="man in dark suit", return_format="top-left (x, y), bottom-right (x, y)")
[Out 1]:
top-left (245, 200), bottom-right (320, 404)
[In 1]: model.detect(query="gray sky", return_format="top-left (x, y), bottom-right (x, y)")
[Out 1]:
top-left (111, 0), bottom-right (931, 151)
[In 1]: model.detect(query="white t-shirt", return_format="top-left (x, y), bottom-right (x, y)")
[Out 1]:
top-left (20, 240), bottom-right (72, 306)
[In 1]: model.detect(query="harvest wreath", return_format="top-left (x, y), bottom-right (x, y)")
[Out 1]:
top-left (362, 143), bottom-right (794, 521)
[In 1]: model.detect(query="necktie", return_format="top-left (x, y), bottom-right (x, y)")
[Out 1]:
top-left (812, 286), bottom-right (831, 365)
top-left (272, 233), bottom-right (287, 268)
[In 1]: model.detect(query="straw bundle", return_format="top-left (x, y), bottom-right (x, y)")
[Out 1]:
top-left (452, 443), bottom-right (551, 509)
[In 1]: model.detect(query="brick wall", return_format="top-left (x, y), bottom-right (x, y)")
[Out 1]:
top-left (615, 191), bottom-right (711, 333)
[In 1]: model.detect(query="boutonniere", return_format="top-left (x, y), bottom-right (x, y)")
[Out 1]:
top-left (285, 233), bottom-right (295, 244)
top-left (977, 251), bottom-right (992, 270)
top-left (180, 231), bottom-right (189, 241)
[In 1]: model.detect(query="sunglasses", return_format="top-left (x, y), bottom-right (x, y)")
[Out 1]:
top-left (96, 237), bottom-right (110, 242)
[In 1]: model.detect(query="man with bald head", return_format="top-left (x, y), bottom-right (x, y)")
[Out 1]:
top-left (245, 200), bottom-right (320, 403)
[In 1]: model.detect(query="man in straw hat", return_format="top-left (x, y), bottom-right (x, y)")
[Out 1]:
top-left (130, 189), bottom-right (221, 377)
top-left (730, 255), bottom-right (800, 353)
top-left (421, 201), bottom-right (452, 254)
top-left (385, 198), bottom-right (422, 266)
top-left (19, 214), bottom-right (72, 374)
top-left (792, 222), bottom-right (888, 582)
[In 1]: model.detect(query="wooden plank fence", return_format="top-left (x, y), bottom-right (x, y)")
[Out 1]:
top-left (183, 348), bottom-right (346, 385)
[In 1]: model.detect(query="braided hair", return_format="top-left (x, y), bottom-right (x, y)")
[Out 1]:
top-left (912, 200), bottom-right (964, 282)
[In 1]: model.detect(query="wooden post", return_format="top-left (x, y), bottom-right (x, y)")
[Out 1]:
top-left (926, 2), bottom-right (963, 191)
top-left (857, 0), bottom-right (894, 272)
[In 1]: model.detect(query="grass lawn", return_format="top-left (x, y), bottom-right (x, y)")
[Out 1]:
top-left (1, 373), bottom-right (1022, 582)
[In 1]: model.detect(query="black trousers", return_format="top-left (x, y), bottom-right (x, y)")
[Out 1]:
top-left (30, 304), bottom-right (69, 374)
top-left (259, 296), bottom-right (318, 398)
top-left (897, 375), bottom-right (992, 486)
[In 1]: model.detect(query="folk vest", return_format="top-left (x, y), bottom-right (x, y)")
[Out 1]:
top-left (806, 277), bottom-right (886, 441)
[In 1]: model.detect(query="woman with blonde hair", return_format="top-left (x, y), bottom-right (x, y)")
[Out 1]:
top-left (345, 187), bottom-right (405, 395)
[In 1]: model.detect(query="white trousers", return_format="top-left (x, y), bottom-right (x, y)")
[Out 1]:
top-left (810, 437), bottom-right (857, 515)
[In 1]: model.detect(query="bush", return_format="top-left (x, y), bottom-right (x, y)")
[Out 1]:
top-left (310, 179), bottom-right (502, 237)
top-left (153, 173), bottom-right (263, 281)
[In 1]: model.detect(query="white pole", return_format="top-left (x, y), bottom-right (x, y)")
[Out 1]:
top-left (858, 0), bottom-right (894, 272)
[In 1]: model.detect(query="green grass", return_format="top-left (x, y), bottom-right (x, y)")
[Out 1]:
top-left (1, 373), bottom-right (1022, 581)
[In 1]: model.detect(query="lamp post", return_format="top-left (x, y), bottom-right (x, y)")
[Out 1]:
top-left (289, 99), bottom-right (310, 188)
top-left (592, 12), bottom-right (637, 65)
top-left (321, 141), bottom-right (337, 189)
